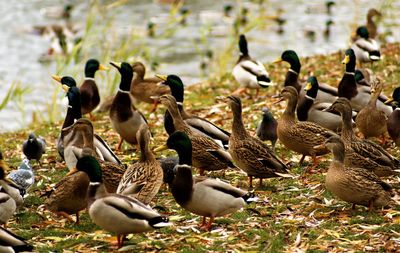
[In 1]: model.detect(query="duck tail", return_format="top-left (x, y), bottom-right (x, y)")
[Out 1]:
top-left (12, 244), bottom-right (34, 252)
top-left (149, 216), bottom-right (171, 229)
top-left (242, 191), bottom-right (258, 204)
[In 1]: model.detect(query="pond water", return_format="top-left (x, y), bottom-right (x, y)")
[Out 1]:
top-left (0, 0), bottom-right (398, 132)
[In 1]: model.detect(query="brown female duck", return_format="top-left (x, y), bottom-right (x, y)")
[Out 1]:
top-left (226, 95), bottom-right (291, 187)
top-left (276, 86), bottom-right (339, 165)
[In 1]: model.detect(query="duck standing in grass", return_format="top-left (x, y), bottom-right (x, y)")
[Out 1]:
top-left (130, 61), bottom-right (170, 112)
top-left (317, 136), bottom-right (391, 211)
top-left (226, 95), bottom-right (291, 187)
top-left (232, 34), bottom-right (272, 97)
top-left (273, 50), bottom-right (337, 103)
top-left (0, 151), bottom-right (23, 208)
top-left (165, 131), bottom-right (257, 231)
top-left (276, 86), bottom-right (339, 165)
top-left (385, 88), bottom-right (400, 147)
top-left (0, 166), bottom-right (17, 225)
top-left (77, 155), bottom-right (170, 248)
top-left (80, 59), bottom-right (109, 120)
top-left (0, 226), bottom-right (33, 252)
top-left (351, 26), bottom-right (380, 67)
top-left (22, 132), bottom-right (46, 166)
top-left (338, 49), bottom-right (392, 116)
top-left (157, 95), bottom-right (235, 175)
top-left (355, 78), bottom-right (387, 139)
top-left (109, 62), bottom-right (148, 151)
top-left (117, 124), bottom-right (163, 205)
top-left (324, 98), bottom-right (400, 177)
top-left (256, 107), bottom-right (278, 151)
top-left (158, 74), bottom-right (230, 147)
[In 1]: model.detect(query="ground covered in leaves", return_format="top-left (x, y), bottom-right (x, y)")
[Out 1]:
top-left (1, 43), bottom-right (400, 252)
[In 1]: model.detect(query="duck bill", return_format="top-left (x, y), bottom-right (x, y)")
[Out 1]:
top-left (155, 74), bottom-right (168, 81)
top-left (322, 106), bottom-right (334, 112)
top-left (272, 57), bottom-right (283, 63)
top-left (52, 75), bottom-right (62, 83)
top-left (110, 61), bottom-right (122, 69)
top-left (258, 81), bottom-right (274, 88)
top-left (66, 167), bottom-right (78, 176)
top-left (272, 95), bottom-right (284, 104)
top-left (98, 64), bottom-right (109, 71)
top-left (384, 97), bottom-right (394, 105)
top-left (313, 143), bottom-right (326, 151)
top-left (342, 55), bottom-right (350, 64)
top-left (304, 82), bottom-right (312, 91)
top-left (154, 144), bottom-right (168, 152)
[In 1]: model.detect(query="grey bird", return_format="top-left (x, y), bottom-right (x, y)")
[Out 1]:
top-left (256, 107), bottom-right (278, 151)
top-left (22, 133), bottom-right (46, 165)
top-left (8, 159), bottom-right (34, 197)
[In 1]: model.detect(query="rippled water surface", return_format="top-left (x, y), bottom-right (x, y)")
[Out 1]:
top-left (0, 0), bottom-right (398, 132)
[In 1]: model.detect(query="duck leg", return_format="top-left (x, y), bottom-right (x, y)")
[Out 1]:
top-left (150, 100), bottom-right (159, 113)
top-left (55, 211), bottom-right (74, 222)
top-left (89, 112), bottom-right (96, 121)
top-left (116, 138), bottom-right (124, 151)
top-left (368, 201), bottom-right (374, 212)
top-left (200, 216), bottom-right (207, 228)
top-left (248, 176), bottom-right (253, 188)
top-left (75, 211), bottom-right (80, 224)
top-left (259, 178), bottom-right (263, 187)
top-left (206, 216), bottom-right (215, 231)
top-left (299, 155), bottom-right (306, 165)
top-left (232, 87), bottom-right (247, 96)
top-left (198, 169), bottom-right (205, 176)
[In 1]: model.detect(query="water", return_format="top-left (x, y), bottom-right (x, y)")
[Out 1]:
top-left (0, 0), bottom-right (398, 132)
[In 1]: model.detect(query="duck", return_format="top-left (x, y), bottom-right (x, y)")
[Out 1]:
top-left (109, 62), bottom-right (148, 151)
top-left (276, 86), bottom-right (339, 165)
top-left (159, 156), bottom-right (178, 185)
top-left (0, 166), bottom-right (17, 225)
top-left (232, 34), bottom-right (272, 97)
top-left (157, 74), bottom-right (230, 147)
top-left (297, 76), bottom-right (356, 132)
top-left (355, 78), bottom-right (387, 139)
top-left (53, 75), bottom-right (121, 165)
top-left (22, 132), bottom-right (46, 166)
top-left (317, 136), bottom-right (391, 211)
top-left (61, 118), bottom-right (126, 193)
top-left (76, 155), bottom-right (170, 248)
top-left (8, 159), bottom-right (34, 197)
top-left (80, 59), bottom-right (109, 120)
top-left (324, 98), bottom-right (400, 177)
top-left (117, 124), bottom-right (163, 205)
top-left (256, 107), bottom-right (278, 151)
top-left (130, 61), bottom-right (170, 112)
top-left (165, 131), bottom-right (258, 231)
top-left (273, 50), bottom-right (338, 103)
top-left (0, 152), bottom-right (23, 208)
top-left (385, 88), bottom-right (400, 147)
top-left (337, 49), bottom-right (392, 116)
top-left (0, 226), bottom-right (33, 252)
top-left (366, 8), bottom-right (382, 39)
top-left (157, 95), bottom-right (235, 175)
top-left (351, 26), bottom-right (381, 66)
top-left (226, 95), bottom-right (291, 187)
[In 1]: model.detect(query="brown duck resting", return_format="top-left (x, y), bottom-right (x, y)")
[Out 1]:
top-left (276, 86), bottom-right (339, 165)
top-left (318, 136), bottom-right (391, 211)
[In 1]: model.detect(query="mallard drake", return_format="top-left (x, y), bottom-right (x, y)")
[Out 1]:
top-left (317, 136), bottom-right (391, 210)
top-left (256, 107), bottom-right (278, 151)
top-left (0, 226), bottom-right (33, 252)
top-left (0, 152), bottom-right (23, 208)
top-left (338, 49), bottom-right (392, 116)
top-left (76, 155), bottom-right (170, 248)
top-left (273, 50), bottom-right (337, 103)
top-left (385, 88), bottom-right (400, 147)
top-left (80, 59), bottom-right (109, 120)
top-left (226, 96), bottom-right (291, 187)
top-left (117, 124), bottom-right (163, 205)
top-left (157, 74), bottom-right (230, 147)
top-left (157, 95), bottom-right (235, 175)
top-left (298, 76), bottom-right (356, 132)
top-left (62, 118), bottom-right (125, 193)
top-left (109, 61), bottom-right (148, 151)
top-left (276, 86), bottom-right (339, 165)
top-left (351, 26), bottom-right (380, 66)
top-left (165, 131), bottom-right (257, 230)
top-left (366, 8), bottom-right (382, 39)
top-left (53, 75), bottom-right (121, 165)
top-left (355, 78), bottom-right (387, 138)
top-left (0, 166), bottom-right (17, 225)
top-left (22, 132), bottom-right (46, 165)
top-left (324, 98), bottom-right (399, 177)
top-left (232, 34), bottom-right (272, 97)
top-left (130, 61), bottom-right (170, 112)
top-left (8, 159), bottom-right (34, 197)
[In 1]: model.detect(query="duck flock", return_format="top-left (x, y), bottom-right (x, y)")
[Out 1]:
top-left (0, 5), bottom-right (399, 252)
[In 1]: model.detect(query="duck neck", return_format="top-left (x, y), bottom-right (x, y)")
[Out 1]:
top-left (284, 70), bottom-right (301, 92)
top-left (85, 68), bottom-right (97, 78)
top-left (119, 73), bottom-right (133, 92)
top-left (87, 182), bottom-right (107, 207)
top-left (62, 88), bottom-right (82, 129)
top-left (139, 136), bottom-right (154, 162)
top-left (331, 145), bottom-right (345, 165)
top-left (171, 165), bottom-right (193, 205)
top-left (167, 103), bottom-right (187, 131)
top-left (367, 89), bottom-right (381, 107)
top-left (340, 109), bottom-right (355, 141)
top-left (282, 96), bottom-right (297, 122)
top-left (231, 106), bottom-right (248, 138)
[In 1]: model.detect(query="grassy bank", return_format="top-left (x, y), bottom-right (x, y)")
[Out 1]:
top-left (1, 42), bottom-right (400, 252)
